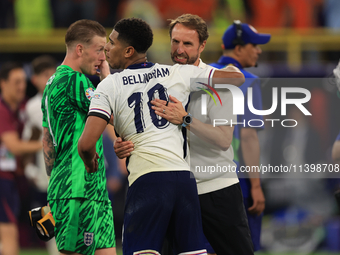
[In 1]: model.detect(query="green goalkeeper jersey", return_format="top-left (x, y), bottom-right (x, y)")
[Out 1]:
top-left (42, 65), bottom-right (108, 201)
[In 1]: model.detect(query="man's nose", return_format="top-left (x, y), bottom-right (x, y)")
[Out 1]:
top-left (99, 50), bottom-right (106, 60)
top-left (177, 43), bottom-right (185, 54)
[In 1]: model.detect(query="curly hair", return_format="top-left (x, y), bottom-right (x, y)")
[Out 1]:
top-left (65, 19), bottom-right (106, 47)
top-left (169, 14), bottom-right (209, 45)
top-left (114, 18), bottom-right (153, 54)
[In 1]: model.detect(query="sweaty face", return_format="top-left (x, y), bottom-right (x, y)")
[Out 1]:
top-left (1, 68), bottom-right (27, 104)
top-left (239, 43), bottom-right (262, 68)
top-left (170, 23), bottom-right (205, 66)
top-left (80, 35), bottom-right (107, 75)
top-left (105, 30), bottom-right (126, 70)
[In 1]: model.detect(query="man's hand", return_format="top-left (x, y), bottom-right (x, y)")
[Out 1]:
top-left (84, 152), bottom-right (99, 173)
top-left (114, 137), bottom-right (134, 159)
top-left (151, 95), bottom-right (187, 125)
top-left (248, 185), bottom-right (265, 216)
top-left (97, 60), bottom-right (110, 81)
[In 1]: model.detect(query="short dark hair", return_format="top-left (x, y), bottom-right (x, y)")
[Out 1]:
top-left (114, 18), bottom-right (153, 54)
top-left (0, 62), bottom-right (23, 82)
top-left (32, 55), bottom-right (56, 75)
top-left (169, 14), bottom-right (209, 45)
top-left (65, 19), bottom-right (106, 47)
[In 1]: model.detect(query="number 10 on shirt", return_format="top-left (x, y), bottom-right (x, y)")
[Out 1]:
top-left (128, 83), bottom-right (170, 133)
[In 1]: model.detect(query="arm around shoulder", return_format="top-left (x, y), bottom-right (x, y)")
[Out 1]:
top-left (78, 116), bottom-right (107, 173)
top-left (212, 66), bottom-right (245, 87)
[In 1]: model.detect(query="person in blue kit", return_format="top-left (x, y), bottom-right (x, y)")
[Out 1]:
top-left (210, 20), bottom-right (271, 251)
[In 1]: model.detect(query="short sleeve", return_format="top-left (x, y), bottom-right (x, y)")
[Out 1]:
top-left (88, 76), bottom-right (114, 123)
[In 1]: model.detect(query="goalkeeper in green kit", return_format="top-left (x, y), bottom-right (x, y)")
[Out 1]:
top-left (40, 20), bottom-right (116, 255)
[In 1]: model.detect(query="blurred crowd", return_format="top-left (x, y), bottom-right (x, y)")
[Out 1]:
top-left (1, 0), bottom-right (340, 30)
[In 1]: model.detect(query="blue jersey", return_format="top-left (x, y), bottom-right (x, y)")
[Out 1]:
top-left (210, 56), bottom-right (264, 198)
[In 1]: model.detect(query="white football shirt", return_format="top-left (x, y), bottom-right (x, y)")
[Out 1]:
top-left (89, 62), bottom-right (215, 185)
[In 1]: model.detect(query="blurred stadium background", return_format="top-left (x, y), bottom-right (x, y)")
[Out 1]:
top-left (2, 0), bottom-right (340, 254)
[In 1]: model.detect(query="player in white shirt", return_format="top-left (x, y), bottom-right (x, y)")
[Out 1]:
top-left (115, 14), bottom-right (254, 255)
top-left (87, 62), bottom-right (216, 186)
top-left (78, 17), bottom-right (244, 255)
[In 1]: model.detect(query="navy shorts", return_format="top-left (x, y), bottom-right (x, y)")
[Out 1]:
top-left (0, 178), bottom-right (20, 223)
top-left (123, 171), bottom-right (207, 255)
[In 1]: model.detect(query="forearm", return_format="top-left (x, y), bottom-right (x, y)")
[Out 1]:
top-left (2, 129), bottom-right (42, 156)
top-left (42, 128), bottom-right (55, 176)
top-left (213, 67), bottom-right (245, 87)
top-left (18, 141), bottom-right (42, 155)
top-left (188, 119), bottom-right (233, 151)
top-left (241, 128), bottom-right (261, 185)
top-left (78, 142), bottom-right (97, 168)
top-left (150, 95), bottom-right (234, 150)
top-left (78, 116), bottom-right (107, 169)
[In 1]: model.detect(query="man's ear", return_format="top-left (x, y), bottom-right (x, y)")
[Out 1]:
top-left (199, 40), bottom-right (207, 55)
top-left (233, 45), bottom-right (243, 57)
top-left (221, 44), bottom-right (225, 50)
top-left (124, 46), bottom-right (135, 58)
top-left (76, 44), bottom-right (84, 57)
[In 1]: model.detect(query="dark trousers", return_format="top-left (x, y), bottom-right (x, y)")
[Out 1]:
top-left (199, 183), bottom-right (254, 255)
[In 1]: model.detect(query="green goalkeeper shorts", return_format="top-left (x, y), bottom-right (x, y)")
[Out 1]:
top-left (49, 198), bottom-right (115, 255)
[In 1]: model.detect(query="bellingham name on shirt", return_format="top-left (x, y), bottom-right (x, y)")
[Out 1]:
top-left (122, 68), bottom-right (170, 85)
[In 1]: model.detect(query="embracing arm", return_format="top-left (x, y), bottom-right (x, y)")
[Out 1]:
top-left (42, 127), bottom-right (55, 177)
top-left (189, 119), bottom-right (234, 151)
top-left (212, 65), bottom-right (245, 87)
top-left (151, 95), bottom-right (234, 151)
top-left (114, 138), bottom-right (134, 159)
top-left (78, 116), bottom-right (107, 173)
top-left (105, 124), bottom-right (134, 159)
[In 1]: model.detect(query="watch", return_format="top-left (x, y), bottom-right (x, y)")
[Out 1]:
top-left (182, 113), bottom-right (192, 127)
